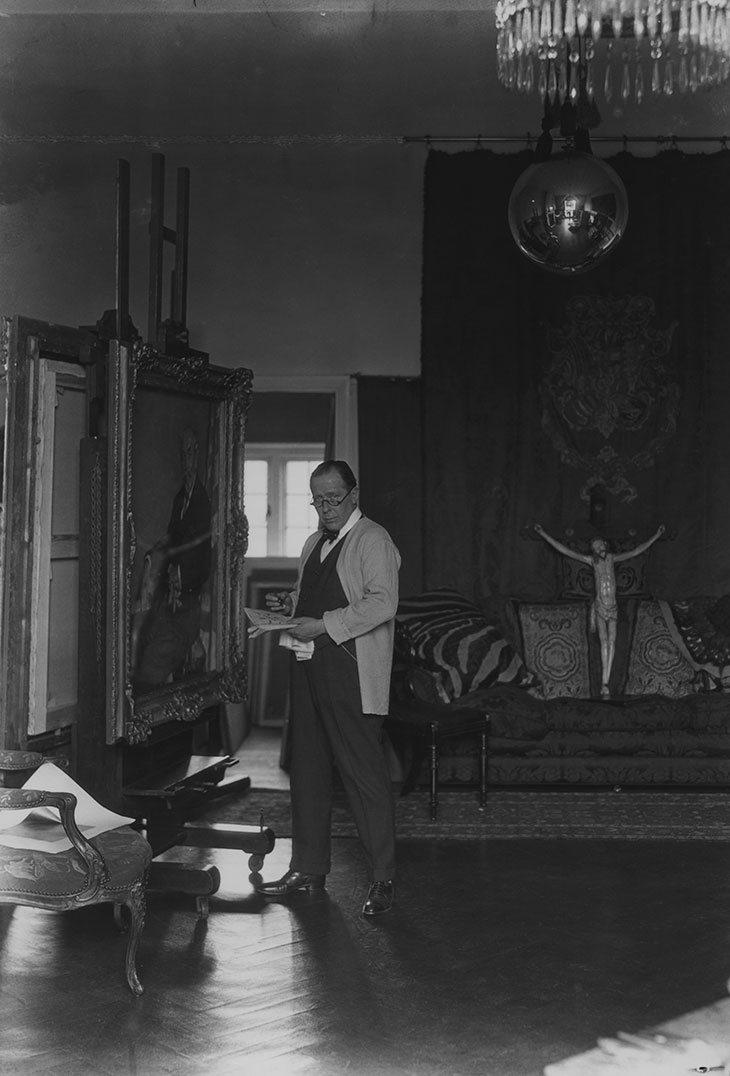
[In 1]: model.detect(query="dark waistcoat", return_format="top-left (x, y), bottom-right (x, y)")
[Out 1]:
top-left (296, 536), bottom-right (347, 617)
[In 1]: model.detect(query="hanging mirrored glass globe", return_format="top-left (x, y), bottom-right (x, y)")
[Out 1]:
top-left (507, 148), bottom-right (629, 274)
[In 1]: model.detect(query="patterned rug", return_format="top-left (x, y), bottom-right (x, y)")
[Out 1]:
top-left (197, 787), bottom-right (730, 841)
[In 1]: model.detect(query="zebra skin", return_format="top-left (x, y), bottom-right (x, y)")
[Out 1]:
top-left (395, 588), bottom-right (541, 702)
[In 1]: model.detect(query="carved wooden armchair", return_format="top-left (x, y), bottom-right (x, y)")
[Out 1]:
top-left (0, 750), bottom-right (152, 995)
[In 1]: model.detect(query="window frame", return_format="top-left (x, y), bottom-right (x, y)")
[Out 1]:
top-left (245, 442), bottom-right (325, 558)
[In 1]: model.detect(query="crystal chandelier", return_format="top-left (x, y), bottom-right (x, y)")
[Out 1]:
top-left (496, 0), bottom-right (730, 112)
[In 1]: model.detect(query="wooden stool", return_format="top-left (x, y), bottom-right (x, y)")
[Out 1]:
top-left (386, 709), bottom-right (489, 821)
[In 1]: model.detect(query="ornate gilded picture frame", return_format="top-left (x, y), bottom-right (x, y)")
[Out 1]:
top-left (106, 341), bottom-right (252, 744)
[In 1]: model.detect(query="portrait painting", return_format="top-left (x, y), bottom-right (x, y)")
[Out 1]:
top-left (106, 341), bottom-right (253, 745)
top-left (130, 390), bottom-right (216, 694)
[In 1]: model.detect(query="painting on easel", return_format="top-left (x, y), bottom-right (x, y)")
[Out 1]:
top-left (106, 341), bottom-right (253, 746)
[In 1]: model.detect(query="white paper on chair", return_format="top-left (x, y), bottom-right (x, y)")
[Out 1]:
top-left (0, 762), bottom-right (135, 853)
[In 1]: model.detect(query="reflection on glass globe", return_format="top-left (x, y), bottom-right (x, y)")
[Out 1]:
top-left (508, 149), bottom-right (629, 275)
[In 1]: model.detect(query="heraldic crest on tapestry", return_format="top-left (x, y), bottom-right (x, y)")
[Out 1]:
top-left (540, 295), bottom-right (680, 503)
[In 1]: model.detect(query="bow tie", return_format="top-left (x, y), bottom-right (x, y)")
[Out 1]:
top-left (323, 529), bottom-right (340, 543)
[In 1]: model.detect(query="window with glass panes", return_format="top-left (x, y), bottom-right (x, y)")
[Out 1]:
top-left (244, 444), bottom-right (324, 557)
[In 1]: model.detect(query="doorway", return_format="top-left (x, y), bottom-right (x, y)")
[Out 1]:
top-left (230, 377), bottom-right (358, 767)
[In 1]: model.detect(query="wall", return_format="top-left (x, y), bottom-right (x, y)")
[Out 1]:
top-left (0, 7), bottom-right (471, 379)
top-left (0, 141), bottom-right (425, 377)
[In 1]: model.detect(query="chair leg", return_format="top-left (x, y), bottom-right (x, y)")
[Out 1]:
top-left (479, 718), bottom-right (488, 811)
top-left (118, 879), bottom-right (147, 996)
top-left (428, 722), bottom-right (439, 822)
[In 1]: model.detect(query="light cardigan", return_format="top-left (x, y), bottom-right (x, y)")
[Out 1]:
top-left (294, 516), bottom-right (401, 715)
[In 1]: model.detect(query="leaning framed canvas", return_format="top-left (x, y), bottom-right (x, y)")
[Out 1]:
top-left (0, 316), bottom-right (92, 753)
top-left (106, 341), bottom-right (253, 745)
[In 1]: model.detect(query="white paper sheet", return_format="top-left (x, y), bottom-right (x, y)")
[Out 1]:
top-left (0, 762), bottom-right (135, 853)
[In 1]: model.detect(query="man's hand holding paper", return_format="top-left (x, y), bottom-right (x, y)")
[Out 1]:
top-left (244, 606), bottom-right (297, 638)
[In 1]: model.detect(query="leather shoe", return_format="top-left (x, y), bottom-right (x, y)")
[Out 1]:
top-left (362, 880), bottom-right (394, 916)
top-left (255, 869), bottom-right (326, 896)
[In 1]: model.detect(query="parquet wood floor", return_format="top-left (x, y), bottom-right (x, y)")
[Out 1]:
top-left (2, 732), bottom-right (730, 1076)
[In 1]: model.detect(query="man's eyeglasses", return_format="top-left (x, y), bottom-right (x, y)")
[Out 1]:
top-left (310, 487), bottom-right (355, 510)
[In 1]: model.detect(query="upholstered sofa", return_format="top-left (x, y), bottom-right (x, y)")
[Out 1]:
top-left (386, 589), bottom-right (730, 788)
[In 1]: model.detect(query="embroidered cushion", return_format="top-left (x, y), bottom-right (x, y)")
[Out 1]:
top-left (625, 599), bottom-right (700, 698)
top-left (514, 601), bottom-right (592, 700)
top-left (396, 589), bottom-right (541, 702)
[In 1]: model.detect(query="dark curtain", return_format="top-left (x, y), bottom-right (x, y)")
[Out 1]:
top-left (421, 148), bottom-right (730, 604)
top-left (357, 375), bottom-right (423, 597)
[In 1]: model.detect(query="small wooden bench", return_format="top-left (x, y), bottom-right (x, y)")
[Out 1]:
top-left (386, 707), bottom-right (489, 822)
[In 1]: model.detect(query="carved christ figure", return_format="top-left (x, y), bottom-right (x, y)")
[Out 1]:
top-left (534, 523), bottom-right (665, 698)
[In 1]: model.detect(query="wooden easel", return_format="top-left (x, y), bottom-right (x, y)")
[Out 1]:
top-left (110, 155), bottom-right (274, 914)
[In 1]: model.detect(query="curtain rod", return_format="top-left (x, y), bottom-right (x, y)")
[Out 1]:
top-left (402, 134), bottom-right (729, 146)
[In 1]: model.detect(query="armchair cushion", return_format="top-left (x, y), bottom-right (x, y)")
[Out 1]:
top-left (396, 589), bottom-right (542, 702)
top-left (0, 750), bottom-right (45, 788)
top-left (0, 826), bottom-right (151, 896)
top-left (0, 750), bottom-right (44, 772)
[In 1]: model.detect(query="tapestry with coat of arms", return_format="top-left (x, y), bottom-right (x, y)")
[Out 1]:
top-left (540, 294), bottom-right (680, 506)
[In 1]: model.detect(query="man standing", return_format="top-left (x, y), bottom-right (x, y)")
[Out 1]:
top-left (252, 460), bottom-right (400, 916)
top-left (534, 522), bottom-right (665, 697)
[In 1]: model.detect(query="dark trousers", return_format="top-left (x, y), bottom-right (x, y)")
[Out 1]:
top-left (289, 644), bottom-right (396, 882)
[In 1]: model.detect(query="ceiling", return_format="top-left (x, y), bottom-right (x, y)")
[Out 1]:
top-left (1, 1), bottom-right (729, 148)
top-left (0, 1), bottom-right (495, 10)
